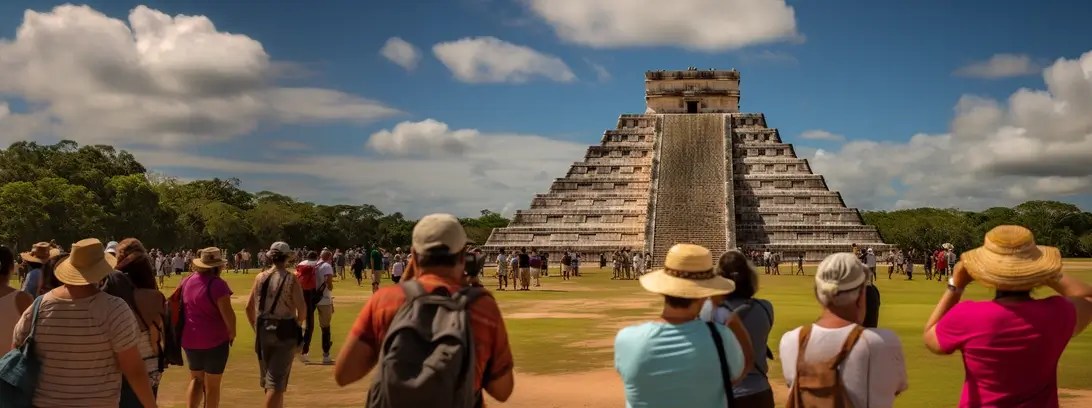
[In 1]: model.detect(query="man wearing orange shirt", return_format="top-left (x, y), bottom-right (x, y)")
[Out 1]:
top-left (334, 213), bottom-right (515, 405)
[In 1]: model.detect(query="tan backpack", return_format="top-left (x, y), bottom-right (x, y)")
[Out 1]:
top-left (786, 324), bottom-right (865, 408)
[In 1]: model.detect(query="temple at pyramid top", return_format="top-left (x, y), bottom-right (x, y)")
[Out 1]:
top-left (645, 67), bottom-right (741, 113)
top-left (483, 68), bottom-right (887, 264)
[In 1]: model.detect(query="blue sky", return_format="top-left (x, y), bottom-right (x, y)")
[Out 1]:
top-left (0, 0), bottom-right (1090, 217)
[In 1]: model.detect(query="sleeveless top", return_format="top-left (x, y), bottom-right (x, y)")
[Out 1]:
top-left (0, 290), bottom-right (20, 355)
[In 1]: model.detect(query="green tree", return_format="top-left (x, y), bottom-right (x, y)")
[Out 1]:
top-left (36, 177), bottom-right (105, 245)
top-left (0, 181), bottom-right (49, 248)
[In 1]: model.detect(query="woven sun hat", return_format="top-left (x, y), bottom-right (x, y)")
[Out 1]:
top-left (192, 247), bottom-right (228, 269)
top-left (961, 225), bottom-right (1062, 291)
top-left (943, 242), bottom-right (954, 250)
top-left (55, 238), bottom-right (117, 286)
top-left (639, 243), bottom-right (735, 299)
top-left (20, 242), bottom-right (52, 264)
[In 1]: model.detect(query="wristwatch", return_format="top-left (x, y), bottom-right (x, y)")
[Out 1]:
top-left (946, 277), bottom-right (964, 294)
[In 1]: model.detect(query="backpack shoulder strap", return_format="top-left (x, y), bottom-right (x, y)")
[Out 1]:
top-left (827, 325), bottom-right (866, 369)
top-left (705, 321), bottom-right (735, 408)
top-left (401, 279), bottom-right (428, 300)
top-left (24, 296), bottom-right (44, 341)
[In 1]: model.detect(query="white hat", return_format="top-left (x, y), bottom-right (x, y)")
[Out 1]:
top-left (815, 253), bottom-right (867, 297)
top-left (267, 241), bottom-right (291, 257)
top-left (412, 214), bottom-right (467, 255)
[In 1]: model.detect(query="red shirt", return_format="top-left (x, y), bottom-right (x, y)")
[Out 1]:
top-left (937, 296), bottom-right (1076, 407)
top-left (350, 274), bottom-right (514, 391)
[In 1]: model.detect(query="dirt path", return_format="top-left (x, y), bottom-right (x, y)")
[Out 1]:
top-left (485, 370), bottom-right (790, 408)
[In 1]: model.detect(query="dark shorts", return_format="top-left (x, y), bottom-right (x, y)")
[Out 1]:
top-left (259, 336), bottom-right (298, 392)
top-left (392, 276), bottom-right (401, 284)
top-left (185, 342), bottom-right (230, 374)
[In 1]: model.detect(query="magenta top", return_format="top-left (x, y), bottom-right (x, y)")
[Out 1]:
top-left (180, 274), bottom-right (233, 350)
top-left (937, 296), bottom-right (1076, 408)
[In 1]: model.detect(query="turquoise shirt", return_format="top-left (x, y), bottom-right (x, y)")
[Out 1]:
top-left (614, 320), bottom-right (746, 408)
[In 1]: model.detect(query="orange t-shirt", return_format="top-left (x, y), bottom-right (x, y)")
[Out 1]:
top-left (350, 274), bottom-right (514, 391)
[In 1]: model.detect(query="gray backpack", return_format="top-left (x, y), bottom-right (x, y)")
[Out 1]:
top-left (367, 281), bottom-right (487, 408)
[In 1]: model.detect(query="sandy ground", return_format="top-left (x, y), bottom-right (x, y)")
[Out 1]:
top-left (487, 370), bottom-right (1092, 408)
top-left (485, 370), bottom-right (793, 408)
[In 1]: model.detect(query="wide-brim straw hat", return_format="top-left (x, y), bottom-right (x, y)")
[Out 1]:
top-left (192, 247), bottom-right (228, 269)
top-left (639, 243), bottom-right (736, 299)
top-left (55, 238), bottom-right (117, 286)
top-left (962, 225), bottom-right (1062, 291)
top-left (20, 242), bottom-right (52, 264)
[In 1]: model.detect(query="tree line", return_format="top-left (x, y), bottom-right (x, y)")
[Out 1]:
top-left (1, 141), bottom-right (1089, 258)
top-left (0, 141), bottom-right (509, 252)
top-left (863, 201), bottom-right (1092, 257)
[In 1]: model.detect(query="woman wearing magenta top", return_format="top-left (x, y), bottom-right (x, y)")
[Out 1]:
top-left (924, 226), bottom-right (1092, 408)
top-left (182, 247), bottom-right (237, 408)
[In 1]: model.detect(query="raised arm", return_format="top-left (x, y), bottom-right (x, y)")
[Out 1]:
top-left (923, 262), bottom-right (971, 354)
top-left (1046, 272), bottom-right (1092, 337)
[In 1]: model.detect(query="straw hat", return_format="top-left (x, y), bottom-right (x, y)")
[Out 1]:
top-left (55, 238), bottom-right (117, 286)
top-left (192, 247), bottom-right (228, 269)
top-left (20, 242), bottom-right (52, 264)
top-left (961, 225), bottom-right (1062, 291)
top-left (942, 243), bottom-right (954, 250)
top-left (639, 244), bottom-right (736, 299)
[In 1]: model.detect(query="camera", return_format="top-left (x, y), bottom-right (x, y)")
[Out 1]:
top-left (464, 251), bottom-right (485, 277)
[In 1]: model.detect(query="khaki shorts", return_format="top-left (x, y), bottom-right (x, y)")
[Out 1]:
top-left (370, 269), bottom-right (381, 284)
top-left (317, 304), bottom-right (333, 328)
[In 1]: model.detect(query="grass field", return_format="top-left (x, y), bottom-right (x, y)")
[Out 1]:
top-left (28, 259), bottom-right (1092, 407)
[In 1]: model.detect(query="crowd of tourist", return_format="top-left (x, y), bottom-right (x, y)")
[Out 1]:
top-left (0, 222), bottom-right (1089, 407)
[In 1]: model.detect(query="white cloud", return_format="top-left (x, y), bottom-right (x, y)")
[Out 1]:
top-left (132, 120), bottom-right (588, 217)
top-left (367, 119), bottom-right (480, 157)
top-left (379, 37), bottom-right (421, 71)
top-left (808, 50), bottom-right (1092, 210)
top-left (800, 129), bottom-right (846, 142)
top-left (432, 36), bottom-right (576, 83)
top-left (586, 59), bottom-right (611, 82)
top-left (527, 0), bottom-right (799, 51)
top-left (0, 5), bottom-right (399, 147)
top-left (955, 54), bottom-right (1042, 79)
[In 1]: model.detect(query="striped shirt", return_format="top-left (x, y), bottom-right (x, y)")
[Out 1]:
top-left (13, 291), bottom-right (140, 408)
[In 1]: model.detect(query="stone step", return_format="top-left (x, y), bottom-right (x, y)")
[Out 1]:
top-left (650, 114), bottom-right (730, 265)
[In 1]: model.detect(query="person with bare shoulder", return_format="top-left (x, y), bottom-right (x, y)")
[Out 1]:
top-left (0, 245), bottom-right (33, 355)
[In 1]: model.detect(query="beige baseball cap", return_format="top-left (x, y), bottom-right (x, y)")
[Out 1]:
top-left (412, 213), bottom-right (467, 255)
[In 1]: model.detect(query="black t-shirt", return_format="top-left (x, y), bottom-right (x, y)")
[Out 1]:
top-left (518, 253), bottom-right (530, 268)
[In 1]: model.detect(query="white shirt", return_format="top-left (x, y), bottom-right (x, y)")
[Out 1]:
top-left (780, 324), bottom-right (908, 408)
top-left (313, 261), bottom-right (334, 306)
top-left (392, 262), bottom-right (404, 277)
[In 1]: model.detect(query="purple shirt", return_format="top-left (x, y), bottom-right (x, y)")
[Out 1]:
top-left (180, 274), bottom-right (233, 350)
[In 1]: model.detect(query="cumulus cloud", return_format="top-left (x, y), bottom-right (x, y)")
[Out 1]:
top-left (132, 120), bottom-right (589, 217)
top-left (0, 5), bottom-right (399, 147)
top-left (955, 54), bottom-right (1042, 79)
top-left (800, 129), bottom-right (846, 142)
top-left (526, 0), bottom-right (799, 51)
top-left (809, 51), bottom-right (1092, 210)
top-left (367, 119), bottom-right (480, 157)
top-left (379, 37), bottom-right (421, 71)
top-left (432, 36), bottom-right (576, 83)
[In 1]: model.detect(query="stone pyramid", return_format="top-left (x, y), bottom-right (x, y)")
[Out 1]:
top-left (483, 68), bottom-right (887, 264)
